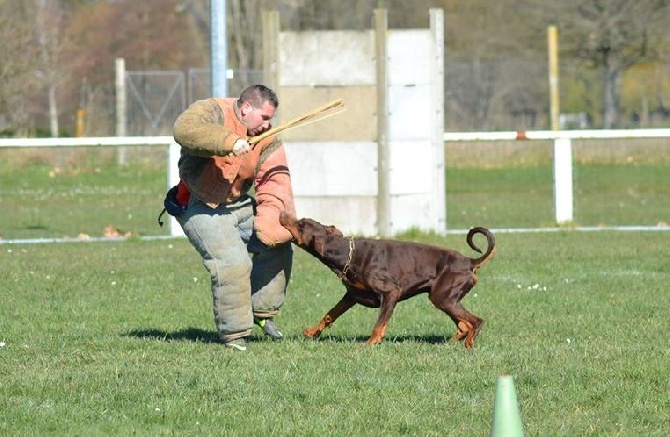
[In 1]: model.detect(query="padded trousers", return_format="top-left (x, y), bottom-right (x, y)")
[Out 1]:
top-left (177, 195), bottom-right (292, 343)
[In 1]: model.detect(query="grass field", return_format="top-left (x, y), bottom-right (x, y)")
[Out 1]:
top-left (1, 230), bottom-right (668, 436)
top-left (0, 148), bottom-right (168, 241)
top-left (1, 147), bottom-right (668, 435)
top-left (1, 144), bottom-right (668, 241)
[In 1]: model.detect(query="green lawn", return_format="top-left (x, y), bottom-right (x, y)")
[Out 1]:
top-left (445, 163), bottom-right (670, 229)
top-left (0, 150), bottom-right (168, 240)
top-left (1, 231), bottom-right (668, 436)
top-left (2, 148), bottom-right (667, 241)
top-left (1, 147), bottom-right (668, 435)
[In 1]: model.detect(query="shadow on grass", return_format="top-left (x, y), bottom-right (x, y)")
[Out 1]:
top-left (124, 328), bottom-right (451, 345)
top-left (124, 327), bottom-right (220, 344)
top-left (305, 334), bottom-right (450, 345)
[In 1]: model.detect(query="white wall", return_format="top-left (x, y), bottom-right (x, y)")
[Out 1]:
top-left (278, 21), bottom-right (445, 236)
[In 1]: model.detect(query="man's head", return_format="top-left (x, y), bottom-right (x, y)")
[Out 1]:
top-left (238, 84), bottom-right (279, 136)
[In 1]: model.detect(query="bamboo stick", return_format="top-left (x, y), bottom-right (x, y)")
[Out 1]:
top-left (249, 99), bottom-right (345, 145)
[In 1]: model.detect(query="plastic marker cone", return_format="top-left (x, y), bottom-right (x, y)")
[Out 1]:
top-left (490, 375), bottom-right (524, 437)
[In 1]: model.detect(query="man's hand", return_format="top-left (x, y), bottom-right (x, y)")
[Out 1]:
top-left (232, 138), bottom-right (252, 156)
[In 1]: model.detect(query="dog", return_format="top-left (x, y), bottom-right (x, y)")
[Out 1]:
top-left (279, 212), bottom-right (496, 348)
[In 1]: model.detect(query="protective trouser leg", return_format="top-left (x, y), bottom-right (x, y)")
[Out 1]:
top-left (248, 235), bottom-right (292, 319)
top-left (178, 198), bottom-right (254, 343)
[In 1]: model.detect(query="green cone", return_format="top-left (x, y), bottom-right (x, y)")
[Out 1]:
top-left (490, 375), bottom-right (524, 437)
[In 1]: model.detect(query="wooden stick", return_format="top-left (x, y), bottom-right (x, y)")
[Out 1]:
top-left (249, 99), bottom-right (345, 145)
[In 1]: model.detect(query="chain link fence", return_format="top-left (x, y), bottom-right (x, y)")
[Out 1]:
top-left (123, 68), bottom-right (263, 136)
top-left (126, 71), bottom-right (185, 136)
top-left (121, 60), bottom-right (550, 136)
top-left (115, 59), bottom-right (668, 137)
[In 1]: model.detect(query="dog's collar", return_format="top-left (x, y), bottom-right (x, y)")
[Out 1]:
top-left (342, 237), bottom-right (355, 275)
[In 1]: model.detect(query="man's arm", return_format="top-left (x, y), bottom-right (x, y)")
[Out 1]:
top-left (253, 142), bottom-right (296, 246)
top-left (173, 99), bottom-right (240, 156)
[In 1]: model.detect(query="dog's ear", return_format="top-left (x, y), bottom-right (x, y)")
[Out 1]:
top-left (326, 225), bottom-right (343, 237)
top-left (313, 237), bottom-right (326, 256)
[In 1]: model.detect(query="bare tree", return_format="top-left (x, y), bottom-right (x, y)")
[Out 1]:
top-left (176, 0), bottom-right (210, 61)
top-left (228, 0), bottom-right (263, 85)
top-left (34, 0), bottom-right (64, 137)
top-left (0, 0), bottom-right (37, 135)
top-left (434, 0), bottom-right (549, 130)
top-left (557, 0), bottom-right (670, 128)
top-left (5, 0), bottom-right (670, 134)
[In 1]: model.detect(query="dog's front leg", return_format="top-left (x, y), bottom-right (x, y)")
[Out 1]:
top-left (304, 292), bottom-right (357, 338)
top-left (366, 291), bottom-right (401, 345)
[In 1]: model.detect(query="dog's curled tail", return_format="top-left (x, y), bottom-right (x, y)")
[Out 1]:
top-left (466, 226), bottom-right (496, 268)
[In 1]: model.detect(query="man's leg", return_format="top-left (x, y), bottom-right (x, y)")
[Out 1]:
top-left (178, 199), bottom-right (253, 344)
top-left (235, 205), bottom-right (292, 338)
top-left (248, 236), bottom-right (292, 319)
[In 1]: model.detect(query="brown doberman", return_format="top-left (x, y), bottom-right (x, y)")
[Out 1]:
top-left (279, 212), bottom-right (496, 348)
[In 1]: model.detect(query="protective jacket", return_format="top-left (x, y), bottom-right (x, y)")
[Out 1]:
top-left (173, 98), bottom-right (296, 246)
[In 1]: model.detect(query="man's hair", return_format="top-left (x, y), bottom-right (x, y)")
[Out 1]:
top-left (239, 84), bottom-right (279, 109)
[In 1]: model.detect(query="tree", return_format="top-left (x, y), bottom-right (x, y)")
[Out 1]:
top-left (4, 0), bottom-right (670, 135)
top-left (34, 0), bottom-right (65, 137)
top-left (60, 0), bottom-right (208, 134)
top-left (433, 0), bottom-right (549, 130)
top-left (556, 0), bottom-right (670, 127)
top-left (0, 0), bottom-right (38, 136)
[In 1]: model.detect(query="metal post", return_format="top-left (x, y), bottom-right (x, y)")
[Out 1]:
top-left (211, 0), bottom-right (227, 97)
top-left (261, 10), bottom-right (280, 90)
top-left (548, 27), bottom-right (572, 224)
top-left (548, 26), bottom-right (560, 131)
top-left (375, 9), bottom-right (390, 237)
top-left (115, 57), bottom-right (127, 165)
top-left (48, 85), bottom-right (58, 137)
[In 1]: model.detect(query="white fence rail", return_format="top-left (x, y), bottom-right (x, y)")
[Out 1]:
top-left (2, 128), bottom-right (669, 239)
top-left (0, 136), bottom-right (174, 148)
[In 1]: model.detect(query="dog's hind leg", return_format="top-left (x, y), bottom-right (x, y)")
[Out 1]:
top-left (442, 302), bottom-right (483, 348)
top-left (429, 277), bottom-right (483, 348)
top-left (304, 292), bottom-right (357, 338)
top-left (451, 314), bottom-right (484, 348)
top-left (451, 320), bottom-right (472, 343)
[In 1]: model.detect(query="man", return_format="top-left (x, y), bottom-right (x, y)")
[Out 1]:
top-left (172, 84), bottom-right (295, 351)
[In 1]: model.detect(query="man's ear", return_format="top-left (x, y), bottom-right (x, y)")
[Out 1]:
top-left (239, 101), bottom-right (251, 117)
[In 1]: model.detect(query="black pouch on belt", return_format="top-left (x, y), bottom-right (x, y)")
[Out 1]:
top-left (157, 185), bottom-right (187, 227)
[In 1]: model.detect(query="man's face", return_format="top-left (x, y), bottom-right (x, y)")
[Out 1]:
top-left (240, 100), bottom-right (275, 136)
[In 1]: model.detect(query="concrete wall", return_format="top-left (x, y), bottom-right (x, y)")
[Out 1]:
top-left (264, 9), bottom-right (444, 236)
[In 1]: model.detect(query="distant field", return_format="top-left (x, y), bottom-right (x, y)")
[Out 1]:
top-left (1, 141), bottom-right (668, 241)
top-left (445, 138), bottom-right (670, 229)
top-left (1, 231), bottom-right (668, 435)
top-left (445, 162), bottom-right (670, 229)
top-left (0, 147), bottom-right (169, 241)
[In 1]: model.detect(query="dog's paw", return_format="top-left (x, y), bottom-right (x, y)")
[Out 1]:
top-left (303, 327), bottom-right (320, 338)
